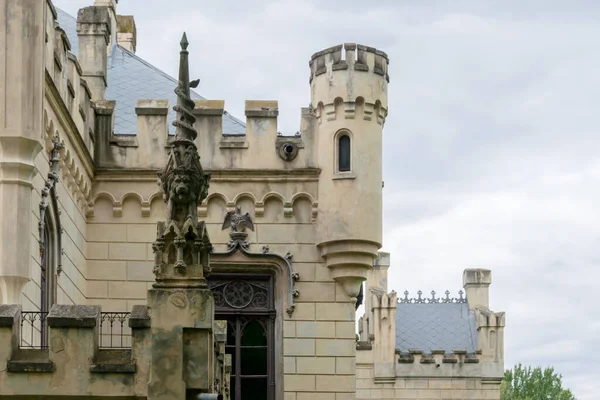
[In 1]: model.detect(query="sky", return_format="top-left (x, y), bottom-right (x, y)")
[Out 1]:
top-left (55, 1), bottom-right (600, 398)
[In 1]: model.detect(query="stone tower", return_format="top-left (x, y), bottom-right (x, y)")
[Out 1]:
top-left (311, 44), bottom-right (389, 300)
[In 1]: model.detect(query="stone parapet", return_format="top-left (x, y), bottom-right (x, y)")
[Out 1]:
top-left (310, 44), bottom-right (390, 83)
top-left (0, 304), bottom-right (228, 398)
top-left (95, 97), bottom-right (319, 171)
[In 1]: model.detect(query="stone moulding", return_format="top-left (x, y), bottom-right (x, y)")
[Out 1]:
top-left (38, 136), bottom-right (64, 276)
top-left (43, 102), bottom-right (93, 216)
top-left (212, 236), bottom-right (300, 317)
top-left (314, 97), bottom-right (388, 126)
top-left (89, 189), bottom-right (319, 221)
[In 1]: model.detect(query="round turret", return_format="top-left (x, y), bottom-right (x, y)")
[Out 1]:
top-left (311, 43), bottom-right (389, 300)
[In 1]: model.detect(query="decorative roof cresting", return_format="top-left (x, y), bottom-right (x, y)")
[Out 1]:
top-left (399, 290), bottom-right (467, 304)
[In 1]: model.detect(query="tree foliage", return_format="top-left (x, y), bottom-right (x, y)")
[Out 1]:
top-left (501, 363), bottom-right (576, 400)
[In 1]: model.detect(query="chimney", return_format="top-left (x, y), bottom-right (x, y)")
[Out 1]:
top-left (463, 268), bottom-right (492, 310)
top-left (76, 6), bottom-right (111, 100)
top-left (116, 15), bottom-right (137, 53)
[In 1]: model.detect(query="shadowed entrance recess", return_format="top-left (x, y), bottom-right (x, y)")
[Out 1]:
top-left (209, 273), bottom-right (275, 400)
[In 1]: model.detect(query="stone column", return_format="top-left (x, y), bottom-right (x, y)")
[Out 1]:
top-left (0, 0), bottom-right (46, 304)
top-left (76, 6), bottom-right (111, 101)
top-left (463, 268), bottom-right (492, 310)
top-left (371, 290), bottom-right (397, 382)
top-left (362, 252), bottom-right (390, 338)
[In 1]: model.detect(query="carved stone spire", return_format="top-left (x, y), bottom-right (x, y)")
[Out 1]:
top-left (157, 32), bottom-right (210, 229)
top-left (152, 33), bottom-right (212, 288)
top-left (172, 32), bottom-right (198, 143)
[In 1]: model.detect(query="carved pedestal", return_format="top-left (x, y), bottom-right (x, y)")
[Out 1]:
top-left (147, 288), bottom-right (214, 399)
top-left (147, 220), bottom-right (214, 400)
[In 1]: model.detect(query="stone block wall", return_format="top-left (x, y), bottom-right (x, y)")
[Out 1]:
top-left (356, 367), bottom-right (501, 400)
top-left (25, 130), bottom-right (88, 309)
top-left (87, 169), bottom-right (360, 398)
top-left (19, 0), bottom-right (95, 316)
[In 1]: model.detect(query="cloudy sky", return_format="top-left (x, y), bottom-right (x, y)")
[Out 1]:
top-left (56, 1), bottom-right (600, 398)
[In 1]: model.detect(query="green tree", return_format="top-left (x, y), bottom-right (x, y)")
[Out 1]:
top-left (501, 363), bottom-right (576, 400)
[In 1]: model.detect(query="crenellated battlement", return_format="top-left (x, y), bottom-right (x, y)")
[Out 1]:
top-left (93, 42), bottom-right (388, 174)
top-left (397, 348), bottom-right (480, 364)
top-left (309, 43), bottom-right (390, 83)
top-left (393, 348), bottom-right (484, 379)
top-left (309, 43), bottom-right (389, 127)
top-left (95, 98), bottom-right (319, 171)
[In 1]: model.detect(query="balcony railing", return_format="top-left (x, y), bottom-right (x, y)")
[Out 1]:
top-left (20, 311), bottom-right (132, 349)
top-left (99, 312), bottom-right (131, 348)
top-left (20, 311), bottom-right (49, 349)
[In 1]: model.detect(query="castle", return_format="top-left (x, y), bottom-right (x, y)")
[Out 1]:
top-left (0, 0), bottom-right (506, 398)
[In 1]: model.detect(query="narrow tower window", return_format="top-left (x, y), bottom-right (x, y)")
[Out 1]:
top-left (338, 135), bottom-right (351, 172)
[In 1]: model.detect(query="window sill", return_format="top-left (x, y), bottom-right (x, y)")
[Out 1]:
top-left (333, 172), bottom-right (356, 180)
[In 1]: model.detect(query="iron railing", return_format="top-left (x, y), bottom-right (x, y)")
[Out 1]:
top-left (399, 290), bottom-right (468, 304)
top-left (19, 311), bottom-right (132, 349)
top-left (99, 312), bottom-right (131, 348)
top-left (20, 311), bottom-right (49, 349)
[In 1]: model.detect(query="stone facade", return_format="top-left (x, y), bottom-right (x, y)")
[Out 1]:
top-left (0, 0), bottom-right (505, 399)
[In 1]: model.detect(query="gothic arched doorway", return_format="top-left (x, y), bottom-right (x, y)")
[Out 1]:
top-left (208, 273), bottom-right (275, 400)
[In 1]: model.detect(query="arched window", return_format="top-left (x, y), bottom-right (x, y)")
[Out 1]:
top-left (39, 187), bottom-right (60, 347)
top-left (338, 134), bottom-right (351, 172)
top-left (41, 213), bottom-right (51, 314)
top-left (39, 187), bottom-right (60, 306)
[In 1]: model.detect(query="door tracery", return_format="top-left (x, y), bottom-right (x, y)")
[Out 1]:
top-left (209, 273), bottom-right (275, 400)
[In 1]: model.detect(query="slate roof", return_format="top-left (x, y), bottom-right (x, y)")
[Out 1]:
top-left (55, 9), bottom-right (246, 135)
top-left (395, 302), bottom-right (478, 353)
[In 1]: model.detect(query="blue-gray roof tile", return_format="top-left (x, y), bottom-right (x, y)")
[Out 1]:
top-left (55, 8), bottom-right (245, 135)
top-left (395, 302), bottom-right (478, 353)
